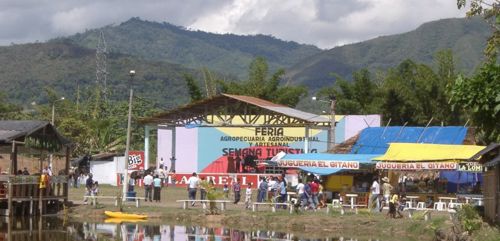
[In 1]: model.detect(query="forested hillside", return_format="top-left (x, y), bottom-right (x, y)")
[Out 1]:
top-left (0, 40), bottom-right (194, 107)
top-left (61, 18), bottom-right (321, 79)
top-left (287, 17), bottom-right (491, 89)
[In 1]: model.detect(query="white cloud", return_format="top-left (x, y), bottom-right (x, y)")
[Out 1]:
top-left (0, 0), bottom-right (467, 48)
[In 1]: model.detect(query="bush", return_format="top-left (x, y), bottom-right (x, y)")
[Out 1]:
top-left (457, 204), bottom-right (482, 234)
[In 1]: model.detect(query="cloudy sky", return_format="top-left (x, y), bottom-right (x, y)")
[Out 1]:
top-left (0, 0), bottom-right (467, 49)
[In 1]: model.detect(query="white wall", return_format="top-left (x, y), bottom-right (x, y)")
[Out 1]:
top-left (90, 160), bottom-right (118, 186)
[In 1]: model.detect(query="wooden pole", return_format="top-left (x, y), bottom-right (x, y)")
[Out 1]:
top-left (64, 146), bottom-right (70, 203)
top-left (10, 142), bottom-right (17, 175)
top-left (7, 181), bottom-right (12, 216)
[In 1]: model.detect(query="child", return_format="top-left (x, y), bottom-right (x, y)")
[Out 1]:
top-left (91, 181), bottom-right (99, 196)
top-left (233, 179), bottom-right (241, 204)
top-left (245, 183), bottom-right (253, 209)
top-left (223, 182), bottom-right (229, 198)
top-left (389, 192), bottom-right (403, 218)
top-left (398, 194), bottom-right (407, 213)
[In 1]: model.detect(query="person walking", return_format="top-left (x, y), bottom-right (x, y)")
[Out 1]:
top-left (257, 177), bottom-right (268, 202)
top-left (187, 172), bottom-right (199, 206)
top-left (245, 182), bottom-right (253, 209)
top-left (296, 179), bottom-right (305, 208)
top-left (279, 177), bottom-right (287, 209)
top-left (233, 178), bottom-right (241, 204)
top-left (153, 175), bottom-right (162, 202)
top-left (199, 176), bottom-right (208, 202)
top-left (143, 172), bottom-right (154, 202)
top-left (310, 179), bottom-right (319, 209)
top-left (83, 173), bottom-right (93, 204)
top-left (223, 181), bottom-right (229, 198)
top-left (369, 177), bottom-right (381, 212)
top-left (381, 177), bottom-right (393, 212)
top-left (169, 169), bottom-right (176, 187)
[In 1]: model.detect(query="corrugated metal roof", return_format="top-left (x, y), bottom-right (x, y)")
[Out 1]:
top-left (0, 120), bottom-right (70, 145)
top-left (223, 94), bottom-right (284, 107)
top-left (141, 93), bottom-right (330, 125)
top-left (222, 94), bottom-right (329, 123)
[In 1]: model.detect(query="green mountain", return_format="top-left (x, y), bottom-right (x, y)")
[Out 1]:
top-left (0, 17), bottom-right (491, 109)
top-left (286, 17), bottom-right (491, 89)
top-left (61, 17), bottom-right (322, 79)
top-left (0, 40), bottom-right (194, 107)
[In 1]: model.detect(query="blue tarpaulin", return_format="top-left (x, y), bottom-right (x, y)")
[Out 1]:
top-left (351, 126), bottom-right (468, 154)
top-left (440, 171), bottom-right (483, 193)
top-left (279, 153), bottom-right (379, 175)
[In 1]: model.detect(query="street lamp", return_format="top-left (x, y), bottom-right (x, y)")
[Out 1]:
top-left (51, 97), bottom-right (65, 125)
top-left (312, 95), bottom-right (337, 151)
top-left (122, 70), bottom-right (135, 201)
top-left (49, 96), bottom-right (64, 170)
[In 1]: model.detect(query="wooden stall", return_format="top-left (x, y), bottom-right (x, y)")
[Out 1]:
top-left (470, 143), bottom-right (500, 223)
top-left (374, 143), bottom-right (486, 208)
top-left (0, 121), bottom-right (71, 216)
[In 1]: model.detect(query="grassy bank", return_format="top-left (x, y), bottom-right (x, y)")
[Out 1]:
top-left (67, 185), bottom-right (462, 240)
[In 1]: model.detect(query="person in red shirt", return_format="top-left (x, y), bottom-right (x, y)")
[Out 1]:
top-left (310, 179), bottom-right (319, 209)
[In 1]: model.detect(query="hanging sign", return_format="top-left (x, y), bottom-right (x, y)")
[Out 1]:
top-left (457, 162), bottom-right (484, 172)
top-left (128, 151), bottom-right (145, 170)
top-left (276, 160), bottom-right (359, 169)
top-left (376, 162), bottom-right (457, 170)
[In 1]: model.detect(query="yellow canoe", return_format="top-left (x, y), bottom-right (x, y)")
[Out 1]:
top-left (104, 218), bottom-right (146, 224)
top-left (104, 211), bottom-right (147, 219)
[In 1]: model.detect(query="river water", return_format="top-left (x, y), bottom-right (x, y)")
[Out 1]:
top-left (0, 217), bottom-right (381, 241)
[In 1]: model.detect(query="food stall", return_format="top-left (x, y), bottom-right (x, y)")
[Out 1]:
top-left (273, 153), bottom-right (379, 204)
top-left (373, 143), bottom-right (486, 208)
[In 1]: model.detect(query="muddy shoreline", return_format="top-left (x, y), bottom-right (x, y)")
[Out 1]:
top-left (66, 203), bottom-right (449, 240)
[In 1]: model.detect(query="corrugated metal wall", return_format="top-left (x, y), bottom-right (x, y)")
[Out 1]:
top-left (482, 166), bottom-right (499, 223)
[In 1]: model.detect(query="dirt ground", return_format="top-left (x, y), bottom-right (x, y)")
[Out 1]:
top-left (67, 185), bottom-right (456, 241)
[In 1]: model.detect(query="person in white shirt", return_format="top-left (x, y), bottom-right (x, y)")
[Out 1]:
top-left (369, 177), bottom-right (381, 212)
top-left (296, 179), bottom-right (305, 207)
top-left (245, 183), bottom-right (253, 209)
top-left (143, 173), bottom-right (154, 202)
top-left (187, 172), bottom-right (199, 206)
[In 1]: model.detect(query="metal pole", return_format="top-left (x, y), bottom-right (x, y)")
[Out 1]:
top-left (144, 125), bottom-right (150, 170)
top-left (51, 103), bottom-right (55, 125)
top-left (329, 98), bottom-right (336, 151)
top-left (304, 126), bottom-right (309, 153)
top-left (123, 71), bottom-right (135, 201)
top-left (170, 126), bottom-right (176, 171)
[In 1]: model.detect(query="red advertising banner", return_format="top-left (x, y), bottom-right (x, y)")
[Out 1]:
top-left (128, 151), bottom-right (145, 171)
top-left (376, 162), bottom-right (457, 170)
top-left (169, 173), bottom-right (260, 187)
top-left (117, 173), bottom-right (261, 187)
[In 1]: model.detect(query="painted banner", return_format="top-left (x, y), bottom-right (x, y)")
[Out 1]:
top-left (457, 162), bottom-right (484, 172)
top-left (168, 173), bottom-right (260, 187)
top-left (276, 160), bottom-right (360, 169)
top-left (376, 162), bottom-right (457, 170)
top-left (128, 151), bottom-right (145, 171)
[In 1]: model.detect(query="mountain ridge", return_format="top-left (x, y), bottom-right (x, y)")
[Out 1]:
top-left (286, 17), bottom-right (490, 89)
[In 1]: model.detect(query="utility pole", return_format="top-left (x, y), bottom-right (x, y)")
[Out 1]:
top-left (122, 70), bottom-right (135, 201)
top-left (329, 96), bottom-right (337, 151)
top-left (312, 95), bottom-right (337, 151)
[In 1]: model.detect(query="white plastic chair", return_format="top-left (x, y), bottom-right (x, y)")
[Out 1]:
top-left (416, 202), bottom-right (426, 210)
top-left (433, 202), bottom-right (446, 211)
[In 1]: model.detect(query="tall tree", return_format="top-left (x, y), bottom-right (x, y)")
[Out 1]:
top-left (450, 62), bottom-right (500, 143)
top-left (183, 73), bottom-right (203, 102)
top-left (457, 0), bottom-right (500, 59)
top-left (219, 57), bottom-right (307, 107)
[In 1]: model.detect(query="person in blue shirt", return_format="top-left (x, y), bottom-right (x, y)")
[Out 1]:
top-left (153, 175), bottom-right (162, 202)
top-left (279, 177), bottom-right (287, 209)
top-left (257, 177), bottom-right (268, 202)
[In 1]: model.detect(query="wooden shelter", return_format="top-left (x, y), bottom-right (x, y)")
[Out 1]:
top-left (470, 143), bottom-right (500, 223)
top-left (0, 120), bottom-right (71, 216)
